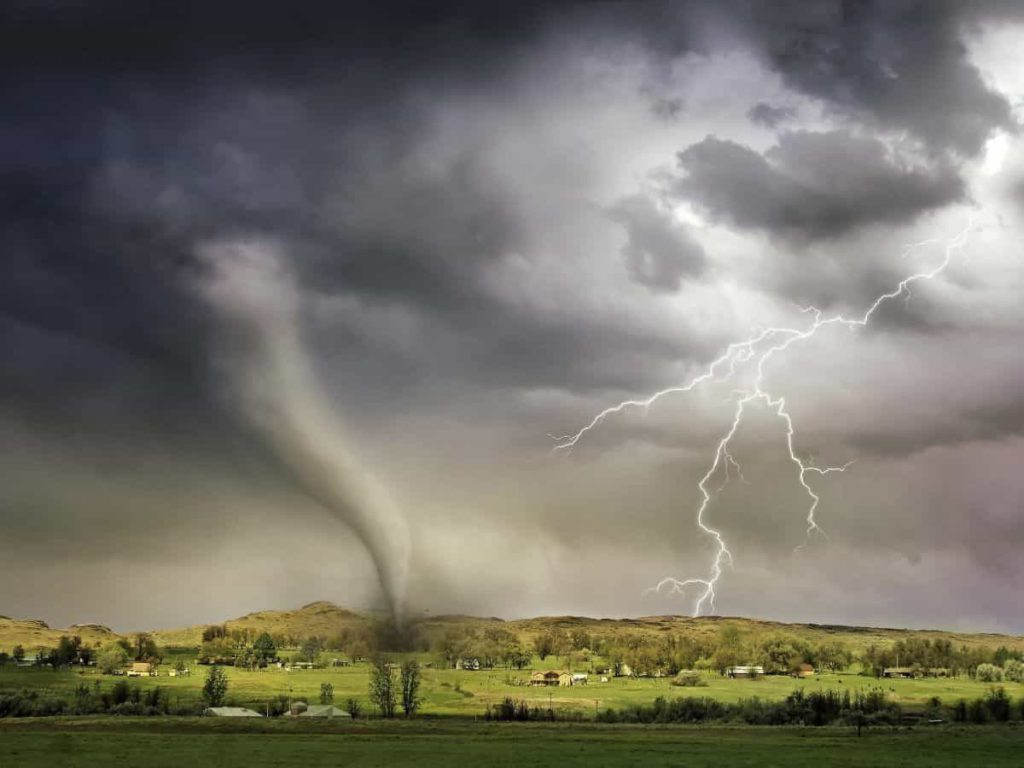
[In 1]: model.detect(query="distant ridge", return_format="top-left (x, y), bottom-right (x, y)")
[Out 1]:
top-left (2, 602), bottom-right (1022, 653)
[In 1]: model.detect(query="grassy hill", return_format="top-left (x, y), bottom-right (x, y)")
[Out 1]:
top-left (0, 616), bottom-right (117, 652)
top-left (3, 602), bottom-right (1022, 656)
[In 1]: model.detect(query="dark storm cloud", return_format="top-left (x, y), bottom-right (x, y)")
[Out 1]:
top-left (733, 0), bottom-right (1016, 156)
top-left (747, 103), bottom-right (797, 129)
top-left (608, 194), bottom-right (707, 292)
top-left (674, 131), bottom-right (965, 241)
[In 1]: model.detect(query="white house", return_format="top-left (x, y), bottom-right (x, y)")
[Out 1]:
top-left (726, 665), bottom-right (764, 678)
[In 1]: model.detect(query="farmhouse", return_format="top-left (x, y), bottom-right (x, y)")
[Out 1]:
top-left (529, 670), bottom-right (573, 687)
top-left (204, 707), bottom-right (262, 717)
top-left (794, 663), bottom-right (815, 678)
top-left (571, 673), bottom-right (588, 685)
top-left (726, 665), bottom-right (764, 678)
top-left (457, 657), bottom-right (481, 671)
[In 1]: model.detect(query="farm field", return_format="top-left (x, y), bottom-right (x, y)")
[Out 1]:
top-left (2, 661), bottom-right (1022, 717)
top-left (1, 719), bottom-right (1022, 767)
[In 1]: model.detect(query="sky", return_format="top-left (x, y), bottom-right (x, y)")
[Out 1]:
top-left (3, 1), bottom-right (1024, 634)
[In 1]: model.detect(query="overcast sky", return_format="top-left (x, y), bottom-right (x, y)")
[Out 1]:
top-left (3, 1), bottom-right (1024, 634)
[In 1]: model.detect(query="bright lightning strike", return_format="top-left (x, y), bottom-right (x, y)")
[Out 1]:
top-left (554, 220), bottom-right (975, 617)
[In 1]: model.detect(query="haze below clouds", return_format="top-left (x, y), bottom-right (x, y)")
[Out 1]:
top-left (2, 1), bottom-right (1024, 634)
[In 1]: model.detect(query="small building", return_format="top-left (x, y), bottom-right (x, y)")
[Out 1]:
top-left (293, 705), bottom-right (353, 719)
top-left (726, 665), bottom-right (764, 678)
top-left (457, 657), bottom-right (481, 671)
top-left (571, 673), bottom-right (588, 685)
top-left (204, 707), bottom-right (262, 717)
top-left (883, 667), bottom-right (916, 679)
top-left (794, 663), bottom-right (815, 678)
top-left (127, 662), bottom-right (155, 677)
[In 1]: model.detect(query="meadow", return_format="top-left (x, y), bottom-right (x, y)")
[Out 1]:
top-left (2, 718), bottom-right (1024, 767)
top-left (3, 657), bottom-right (1023, 717)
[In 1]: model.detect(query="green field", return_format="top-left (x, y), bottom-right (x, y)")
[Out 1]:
top-left (1, 719), bottom-right (1022, 767)
top-left (2, 660), bottom-right (1022, 717)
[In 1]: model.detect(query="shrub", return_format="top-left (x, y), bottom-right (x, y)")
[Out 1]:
top-left (1002, 659), bottom-right (1024, 683)
top-left (346, 697), bottom-right (362, 719)
top-left (984, 687), bottom-right (1012, 722)
top-left (671, 671), bottom-right (707, 687)
top-left (266, 695), bottom-right (291, 717)
top-left (976, 663), bottom-right (1003, 683)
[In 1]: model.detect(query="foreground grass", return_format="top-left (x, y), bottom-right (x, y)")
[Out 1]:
top-left (0, 718), bottom-right (1022, 767)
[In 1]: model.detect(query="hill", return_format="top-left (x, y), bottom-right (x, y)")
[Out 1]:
top-left (0, 617), bottom-right (116, 651)
top-left (2, 602), bottom-right (1022, 656)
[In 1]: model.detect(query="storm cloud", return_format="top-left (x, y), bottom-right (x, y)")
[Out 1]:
top-left (1, 1), bottom-right (1023, 633)
top-left (674, 131), bottom-right (966, 241)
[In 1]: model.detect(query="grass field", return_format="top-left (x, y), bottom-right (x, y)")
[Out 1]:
top-left (1, 718), bottom-right (1022, 767)
top-left (3, 660), bottom-right (1022, 717)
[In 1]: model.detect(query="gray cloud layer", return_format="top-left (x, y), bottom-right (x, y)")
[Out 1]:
top-left (1, 1), bottom-right (1023, 632)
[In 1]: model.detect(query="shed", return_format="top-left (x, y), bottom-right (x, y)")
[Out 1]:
top-left (204, 707), bottom-right (262, 717)
top-left (295, 705), bottom-right (353, 719)
top-left (127, 661), bottom-right (154, 677)
top-left (794, 663), bottom-right (815, 678)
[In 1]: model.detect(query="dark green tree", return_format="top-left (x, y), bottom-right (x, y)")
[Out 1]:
top-left (320, 682), bottom-right (334, 704)
top-left (202, 666), bottom-right (229, 707)
top-left (253, 632), bottom-right (277, 664)
top-left (368, 657), bottom-right (396, 718)
top-left (400, 660), bottom-right (422, 717)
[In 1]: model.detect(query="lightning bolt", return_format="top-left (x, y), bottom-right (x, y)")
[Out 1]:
top-left (554, 220), bottom-right (975, 616)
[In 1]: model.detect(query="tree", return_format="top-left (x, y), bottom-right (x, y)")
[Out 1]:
top-left (756, 633), bottom-right (806, 675)
top-left (0, 652), bottom-right (9, 666)
top-left (533, 632), bottom-right (556, 661)
top-left (368, 657), bottom-right (396, 718)
top-left (202, 625), bottom-right (228, 643)
top-left (133, 634), bottom-right (161, 663)
top-left (320, 682), bottom-right (334, 704)
top-left (97, 642), bottom-right (129, 674)
top-left (815, 641), bottom-right (852, 672)
top-left (203, 666), bottom-right (229, 707)
top-left (12, 645), bottom-right (25, 664)
top-left (55, 635), bottom-right (83, 668)
top-left (400, 660), bottom-right (422, 717)
top-left (234, 648), bottom-right (258, 671)
top-left (298, 636), bottom-right (324, 664)
top-left (253, 632), bottom-right (277, 664)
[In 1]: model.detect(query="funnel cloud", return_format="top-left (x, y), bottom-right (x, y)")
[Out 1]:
top-left (198, 242), bottom-right (410, 623)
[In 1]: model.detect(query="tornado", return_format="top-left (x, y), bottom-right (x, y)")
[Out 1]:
top-left (197, 241), bottom-right (410, 624)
